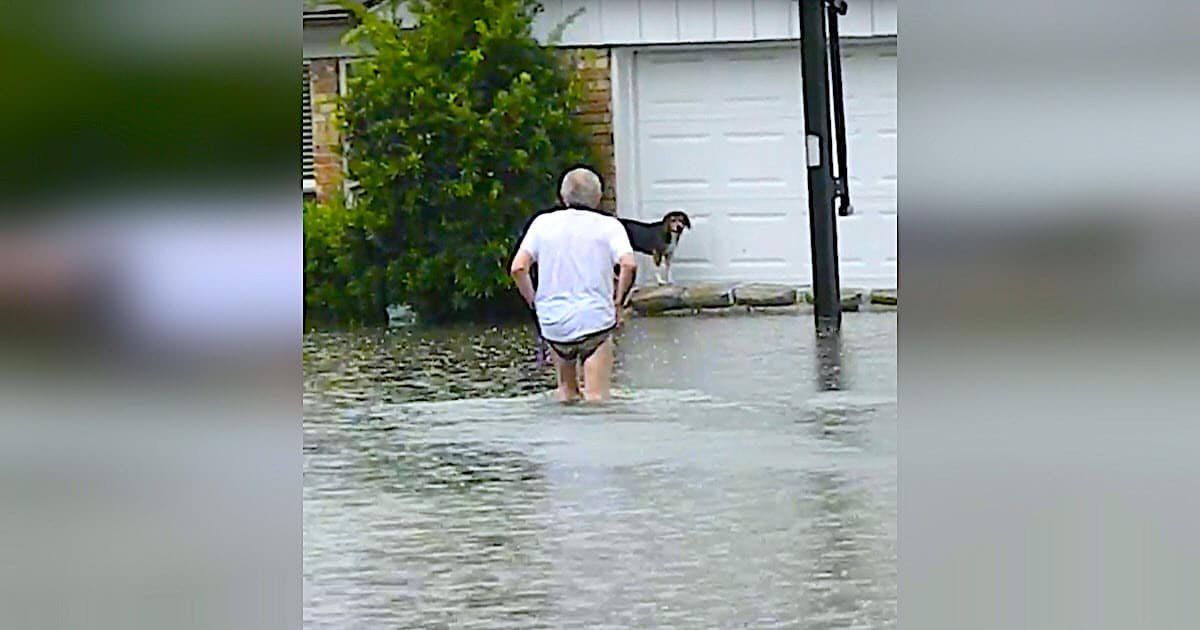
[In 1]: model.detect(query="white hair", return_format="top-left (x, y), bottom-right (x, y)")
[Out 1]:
top-left (559, 167), bottom-right (603, 209)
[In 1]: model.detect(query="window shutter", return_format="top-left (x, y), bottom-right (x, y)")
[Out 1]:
top-left (302, 62), bottom-right (315, 185)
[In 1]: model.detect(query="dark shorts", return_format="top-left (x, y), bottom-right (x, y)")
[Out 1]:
top-left (545, 325), bottom-right (615, 363)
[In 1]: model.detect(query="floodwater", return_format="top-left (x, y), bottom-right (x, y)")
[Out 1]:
top-left (304, 312), bottom-right (896, 629)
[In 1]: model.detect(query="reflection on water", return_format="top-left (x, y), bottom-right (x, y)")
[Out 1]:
top-left (305, 313), bottom-right (896, 628)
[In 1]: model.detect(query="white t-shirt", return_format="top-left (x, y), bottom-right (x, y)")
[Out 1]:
top-left (517, 208), bottom-right (633, 343)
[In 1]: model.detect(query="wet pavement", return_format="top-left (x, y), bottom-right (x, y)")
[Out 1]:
top-left (304, 313), bottom-right (896, 628)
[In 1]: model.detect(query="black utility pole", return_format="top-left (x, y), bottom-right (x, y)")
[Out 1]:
top-left (799, 0), bottom-right (849, 337)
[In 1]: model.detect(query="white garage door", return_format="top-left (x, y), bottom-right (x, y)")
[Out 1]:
top-left (631, 41), bottom-right (896, 288)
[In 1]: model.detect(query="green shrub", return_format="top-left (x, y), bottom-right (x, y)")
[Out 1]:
top-left (324, 0), bottom-right (594, 324)
top-left (303, 194), bottom-right (384, 326)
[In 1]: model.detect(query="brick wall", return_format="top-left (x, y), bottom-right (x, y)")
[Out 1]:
top-left (561, 48), bottom-right (616, 213)
top-left (308, 59), bottom-right (343, 202)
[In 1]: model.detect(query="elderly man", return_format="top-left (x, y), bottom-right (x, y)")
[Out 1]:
top-left (510, 167), bottom-right (636, 403)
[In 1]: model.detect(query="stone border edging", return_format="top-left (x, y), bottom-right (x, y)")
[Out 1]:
top-left (627, 283), bottom-right (896, 316)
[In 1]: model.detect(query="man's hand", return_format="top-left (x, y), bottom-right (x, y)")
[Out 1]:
top-left (612, 253), bottom-right (635, 328)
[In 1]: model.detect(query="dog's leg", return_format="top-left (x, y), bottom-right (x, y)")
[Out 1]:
top-left (653, 252), bottom-right (665, 285)
top-left (664, 254), bottom-right (672, 284)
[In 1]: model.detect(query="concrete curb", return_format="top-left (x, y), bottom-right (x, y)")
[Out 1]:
top-left (628, 283), bottom-right (896, 317)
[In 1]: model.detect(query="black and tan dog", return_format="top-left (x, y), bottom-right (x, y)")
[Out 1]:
top-left (618, 210), bottom-right (691, 285)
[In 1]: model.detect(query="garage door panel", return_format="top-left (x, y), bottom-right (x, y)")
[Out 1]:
top-left (636, 48), bottom-right (800, 122)
top-left (844, 93), bottom-right (896, 116)
top-left (716, 97), bottom-right (800, 121)
top-left (848, 162), bottom-right (898, 194)
top-left (637, 121), bottom-right (716, 195)
top-left (636, 53), bottom-right (711, 121)
top-left (718, 50), bottom-right (798, 81)
top-left (637, 95), bottom-right (709, 122)
top-left (836, 212), bottom-right (897, 283)
top-left (841, 46), bottom-right (896, 113)
top-left (846, 110), bottom-right (897, 136)
top-left (879, 214), bottom-right (898, 265)
top-left (846, 177), bottom-right (898, 205)
top-left (846, 194), bottom-right (897, 218)
top-left (837, 217), bottom-right (880, 267)
top-left (724, 213), bottom-right (801, 274)
top-left (846, 111), bottom-right (896, 212)
top-left (718, 124), bottom-right (806, 198)
top-left (847, 186), bottom-right (898, 214)
top-left (714, 52), bottom-right (800, 116)
top-left (639, 120), bottom-right (806, 202)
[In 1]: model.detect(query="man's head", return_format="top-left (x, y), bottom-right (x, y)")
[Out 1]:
top-left (559, 166), bottom-right (604, 211)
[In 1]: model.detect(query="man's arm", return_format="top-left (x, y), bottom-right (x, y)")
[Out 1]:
top-left (510, 216), bottom-right (541, 309)
top-left (510, 250), bottom-right (536, 308)
top-left (614, 252), bottom-right (636, 308)
top-left (608, 220), bottom-right (637, 309)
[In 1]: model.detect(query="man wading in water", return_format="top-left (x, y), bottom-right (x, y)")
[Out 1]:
top-left (509, 167), bottom-right (636, 403)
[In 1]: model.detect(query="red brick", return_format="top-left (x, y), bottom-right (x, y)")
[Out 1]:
top-left (575, 112), bottom-right (611, 125)
top-left (307, 58), bottom-right (343, 201)
top-left (561, 46), bottom-right (616, 208)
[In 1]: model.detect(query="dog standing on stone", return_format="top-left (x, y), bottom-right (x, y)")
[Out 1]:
top-left (619, 210), bottom-right (691, 285)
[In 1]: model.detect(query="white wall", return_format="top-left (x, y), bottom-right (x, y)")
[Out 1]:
top-left (533, 0), bottom-right (897, 46)
top-left (304, 0), bottom-right (898, 58)
top-left (303, 22), bottom-right (355, 59)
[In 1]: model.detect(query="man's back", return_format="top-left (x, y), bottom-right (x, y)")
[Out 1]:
top-left (518, 208), bottom-right (631, 343)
